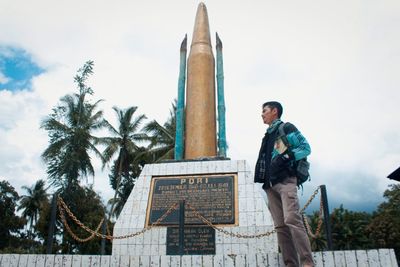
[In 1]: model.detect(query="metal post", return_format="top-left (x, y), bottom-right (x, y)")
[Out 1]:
top-left (46, 193), bottom-right (57, 254)
top-left (320, 185), bottom-right (333, 250)
top-left (174, 35), bottom-right (187, 160)
top-left (100, 215), bottom-right (107, 255)
top-left (178, 200), bottom-right (185, 255)
top-left (216, 32), bottom-right (227, 158)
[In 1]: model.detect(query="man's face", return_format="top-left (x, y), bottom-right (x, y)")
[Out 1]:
top-left (261, 106), bottom-right (278, 125)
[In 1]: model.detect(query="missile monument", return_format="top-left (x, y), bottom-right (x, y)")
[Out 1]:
top-left (112, 3), bottom-right (277, 265)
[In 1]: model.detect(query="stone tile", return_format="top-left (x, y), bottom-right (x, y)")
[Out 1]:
top-left (143, 245), bottom-right (151, 256)
top-left (151, 228), bottom-right (160, 245)
top-left (213, 255), bottom-right (224, 267)
top-left (202, 255), bottom-right (213, 267)
top-left (247, 212), bottom-right (256, 226)
top-left (222, 228), bottom-right (232, 244)
top-left (232, 244), bottom-right (240, 254)
top-left (143, 230), bottom-right (152, 244)
top-left (150, 244), bottom-right (159, 255)
top-left (130, 256), bottom-right (140, 267)
top-left (158, 244), bottom-right (166, 255)
top-left (215, 231), bottom-right (223, 244)
top-left (181, 255), bottom-right (191, 267)
top-left (239, 212), bottom-right (248, 226)
top-left (244, 171), bottom-right (254, 184)
top-left (237, 160), bottom-right (246, 172)
top-left (246, 254), bottom-right (256, 267)
top-left (159, 228), bottom-right (167, 245)
top-left (246, 198), bottom-right (255, 212)
top-left (215, 244), bottom-right (223, 254)
top-left (160, 256), bottom-right (171, 267)
top-left (255, 212), bottom-right (264, 225)
top-left (192, 255), bottom-right (202, 267)
top-left (128, 245), bottom-right (136, 255)
top-left (135, 244), bottom-right (144, 256)
top-left (120, 245), bottom-right (128, 255)
top-left (100, 255), bottom-right (110, 267)
top-left (139, 256), bottom-right (150, 267)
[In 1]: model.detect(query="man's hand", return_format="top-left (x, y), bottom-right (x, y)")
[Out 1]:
top-left (270, 151), bottom-right (292, 174)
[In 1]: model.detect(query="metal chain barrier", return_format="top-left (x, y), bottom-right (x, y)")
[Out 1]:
top-left (59, 204), bottom-right (104, 242)
top-left (186, 203), bottom-right (276, 239)
top-left (186, 185), bottom-right (323, 239)
top-left (58, 186), bottom-right (323, 241)
top-left (300, 186), bottom-right (324, 238)
top-left (57, 196), bottom-right (178, 241)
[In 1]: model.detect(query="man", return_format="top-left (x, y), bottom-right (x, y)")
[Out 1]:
top-left (254, 101), bottom-right (314, 267)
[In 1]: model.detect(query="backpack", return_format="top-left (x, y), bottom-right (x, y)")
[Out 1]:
top-left (278, 123), bottom-right (311, 187)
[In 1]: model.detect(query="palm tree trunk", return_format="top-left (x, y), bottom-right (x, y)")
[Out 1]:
top-left (108, 156), bottom-right (124, 221)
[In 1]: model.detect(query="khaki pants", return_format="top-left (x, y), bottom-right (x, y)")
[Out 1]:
top-left (265, 176), bottom-right (314, 267)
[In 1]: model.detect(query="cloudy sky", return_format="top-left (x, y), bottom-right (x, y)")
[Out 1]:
top-left (1, 1), bottom-right (399, 213)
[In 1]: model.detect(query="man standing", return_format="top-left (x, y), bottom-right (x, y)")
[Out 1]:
top-left (254, 101), bottom-right (314, 267)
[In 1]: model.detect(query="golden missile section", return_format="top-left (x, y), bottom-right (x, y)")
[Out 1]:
top-left (185, 2), bottom-right (217, 159)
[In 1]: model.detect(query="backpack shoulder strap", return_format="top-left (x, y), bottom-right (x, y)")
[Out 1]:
top-left (278, 122), bottom-right (290, 148)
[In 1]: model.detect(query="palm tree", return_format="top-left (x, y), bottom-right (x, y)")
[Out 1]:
top-left (142, 101), bottom-right (176, 162)
top-left (99, 106), bottom-right (146, 219)
top-left (18, 179), bottom-right (48, 239)
top-left (41, 61), bottom-right (105, 191)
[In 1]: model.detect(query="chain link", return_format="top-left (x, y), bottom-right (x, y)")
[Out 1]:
top-left (58, 185), bottom-right (323, 241)
top-left (57, 196), bottom-right (178, 241)
top-left (300, 186), bottom-right (324, 238)
top-left (186, 203), bottom-right (276, 239)
top-left (59, 205), bottom-right (104, 242)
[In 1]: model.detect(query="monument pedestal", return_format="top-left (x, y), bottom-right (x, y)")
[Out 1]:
top-left (112, 160), bottom-right (277, 258)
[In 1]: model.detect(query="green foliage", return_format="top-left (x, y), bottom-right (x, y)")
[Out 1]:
top-left (366, 184), bottom-right (400, 261)
top-left (59, 184), bottom-right (110, 254)
top-left (99, 106), bottom-right (147, 219)
top-left (306, 211), bottom-right (327, 251)
top-left (41, 61), bottom-right (106, 190)
top-left (142, 101), bottom-right (176, 162)
top-left (330, 205), bottom-right (372, 250)
top-left (18, 179), bottom-right (48, 238)
top-left (34, 196), bottom-right (58, 252)
top-left (0, 180), bottom-right (26, 251)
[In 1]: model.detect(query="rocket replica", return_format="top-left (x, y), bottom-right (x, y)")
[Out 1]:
top-left (174, 2), bottom-right (227, 160)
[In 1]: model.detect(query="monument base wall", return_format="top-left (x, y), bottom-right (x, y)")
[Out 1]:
top-left (112, 160), bottom-right (277, 257)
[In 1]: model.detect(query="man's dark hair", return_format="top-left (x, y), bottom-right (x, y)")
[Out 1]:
top-left (263, 101), bottom-right (283, 118)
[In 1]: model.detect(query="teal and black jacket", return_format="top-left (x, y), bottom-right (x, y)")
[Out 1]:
top-left (254, 119), bottom-right (311, 188)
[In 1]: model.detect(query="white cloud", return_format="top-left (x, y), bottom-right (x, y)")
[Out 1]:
top-left (0, 1), bottom-right (399, 211)
top-left (0, 71), bottom-right (10, 84)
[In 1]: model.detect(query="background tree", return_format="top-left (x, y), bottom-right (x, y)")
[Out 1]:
top-left (366, 184), bottom-right (400, 261)
top-left (0, 180), bottom-right (26, 252)
top-left (330, 205), bottom-right (372, 250)
top-left (40, 61), bottom-right (110, 254)
top-left (58, 184), bottom-right (108, 254)
top-left (142, 101), bottom-right (176, 162)
top-left (306, 211), bottom-right (327, 251)
top-left (100, 106), bottom-right (146, 219)
top-left (41, 61), bottom-right (105, 192)
top-left (18, 179), bottom-right (48, 240)
top-left (34, 196), bottom-right (59, 253)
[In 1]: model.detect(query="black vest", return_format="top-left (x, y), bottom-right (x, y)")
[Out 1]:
top-left (254, 128), bottom-right (280, 184)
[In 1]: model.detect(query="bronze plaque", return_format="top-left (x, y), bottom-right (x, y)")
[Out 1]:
top-left (146, 174), bottom-right (237, 226)
top-left (166, 226), bottom-right (215, 255)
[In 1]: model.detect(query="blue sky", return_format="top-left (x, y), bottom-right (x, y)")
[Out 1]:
top-left (0, 1), bottom-right (399, 215)
top-left (0, 47), bottom-right (44, 91)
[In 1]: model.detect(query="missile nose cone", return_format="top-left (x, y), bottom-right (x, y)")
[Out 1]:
top-left (191, 2), bottom-right (212, 47)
